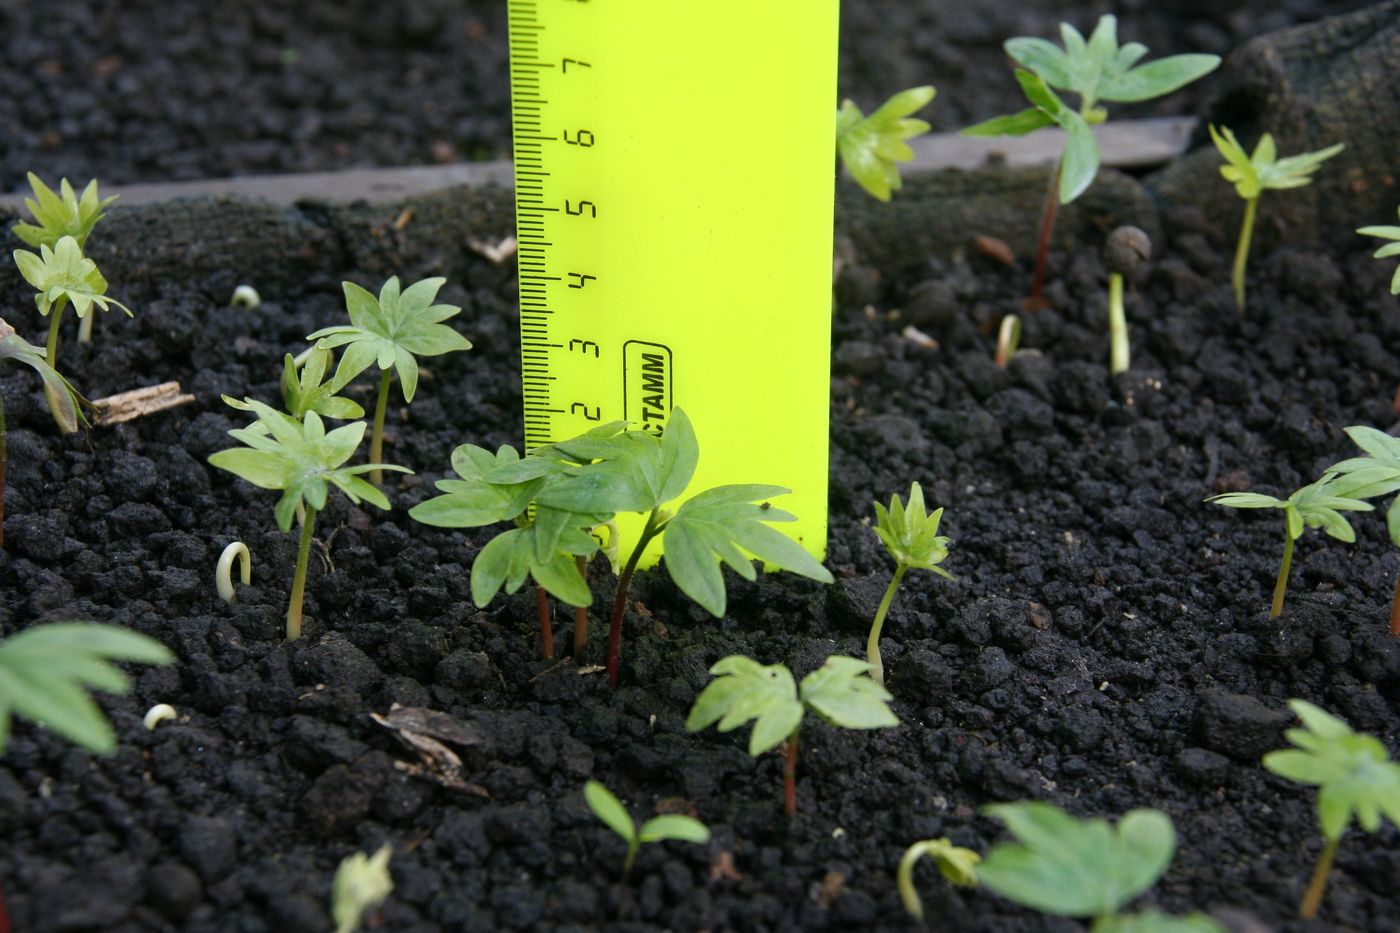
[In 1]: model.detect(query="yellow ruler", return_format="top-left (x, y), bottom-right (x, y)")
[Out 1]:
top-left (507, 0), bottom-right (839, 562)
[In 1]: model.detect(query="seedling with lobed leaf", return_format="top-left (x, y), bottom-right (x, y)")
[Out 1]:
top-left (583, 780), bottom-right (710, 878)
top-left (686, 655), bottom-right (898, 814)
top-left (13, 236), bottom-right (131, 368)
top-left (1320, 425), bottom-right (1400, 634)
top-left (208, 399), bottom-right (410, 639)
top-left (1207, 475), bottom-right (1372, 619)
top-left (0, 319), bottom-right (86, 548)
top-left (226, 345), bottom-right (365, 426)
top-left (1358, 205), bottom-right (1400, 295)
top-left (309, 276), bottom-right (472, 484)
top-left (11, 173), bottom-right (116, 251)
top-left (963, 15), bottom-right (1218, 309)
top-left (1209, 125), bottom-right (1344, 311)
top-left (977, 802), bottom-right (1224, 932)
top-left (1263, 700), bottom-right (1400, 919)
top-left (836, 86), bottom-right (936, 202)
top-left (868, 482), bottom-right (954, 686)
top-left (0, 622), bottom-right (173, 756)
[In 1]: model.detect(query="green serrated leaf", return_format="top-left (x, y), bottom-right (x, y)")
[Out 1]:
top-left (836, 86), bottom-right (936, 201)
top-left (686, 656), bottom-right (803, 756)
top-left (799, 656), bottom-right (899, 729)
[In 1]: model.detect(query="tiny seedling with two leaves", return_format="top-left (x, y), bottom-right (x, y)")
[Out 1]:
top-left (0, 319), bottom-right (86, 548)
top-left (416, 408), bottom-right (833, 684)
top-left (309, 276), bottom-right (472, 484)
top-left (1207, 475), bottom-right (1373, 619)
top-left (963, 15), bottom-right (1219, 308)
top-left (1263, 700), bottom-right (1400, 919)
top-left (836, 86), bottom-right (936, 202)
top-left (208, 399), bottom-right (410, 639)
top-left (1358, 204), bottom-right (1400, 295)
top-left (868, 482), bottom-right (954, 686)
top-left (583, 780), bottom-right (710, 878)
top-left (686, 655), bottom-right (898, 814)
top-left (977, 802), bottom-right (1224, 933)
top-left (1209, 125), bottom-right (1345, 311)
top-left (0, 622), bottom-right (173, 756)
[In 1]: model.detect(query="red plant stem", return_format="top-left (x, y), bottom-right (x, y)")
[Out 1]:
top-left (783, 732), bottom-right (800, 815)
top-left (573, 555), bottom-right (589, 655)
top-left (535, 583), bottom-right (554, 659)
top-left (1390, 567), bottom-right (1400, 637)
top-left (1026, 158), bottom-right (1063, 310)
top-left (606, 510), bottom-right (661, 688)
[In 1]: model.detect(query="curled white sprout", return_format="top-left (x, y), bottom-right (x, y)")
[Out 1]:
top-left (230, 284), bottom-right (262, 309)
top-left (216, 541), bottom-right (252, 603)
top-left (143, 704), bottom-right (177, 731)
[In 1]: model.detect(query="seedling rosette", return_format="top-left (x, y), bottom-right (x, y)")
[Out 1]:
top-left (963, 15), bottom-right (1218, 308)
top-left (836, 86), bottom-right (936, 202)
top-left (11, 173), bottom-right (116, 250)
top-left (686, 655), bottom-right (898, 814)
top-left (209, 399), bottom-right (410, 639)
top-left (1209, 125), bottom-right (1344, 311)
top-left (12, 235), bottom-right (131, 367)
top-left (868, 482), bottom-right (954, 686)
top-left (1320, 425), bottom-right (1400, 634)
top-left (1263, 700), bottom-right (1400, 919)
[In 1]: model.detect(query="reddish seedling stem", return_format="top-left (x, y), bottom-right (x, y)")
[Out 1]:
top-left (782, 732), bottom-right (800, 815)
top-left (606, 510), bottom-right (662, 688)
top-left (1026, 159), bottom-right (1063, 311)
top-left (535, 583), bottom-right (554, 659)
top-left (0, 878), bottom-right (11, 933)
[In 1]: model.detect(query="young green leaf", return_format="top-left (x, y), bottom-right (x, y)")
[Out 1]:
top-left (867, 482), bottom-right (954, 685)
top-left (468, 522), bottom-right (598, 608)
top-left (0, 319), bottom-right (86, 435)
top-left (11, 173), bottom-right (117, 250)
top-left (310, 276), bottom-right (472, 405)
top-left (1208, 476), bottom-right (1372, 618)
top-left (836, 86), bottom-right (936, 202)
top-left (977, 802), bottom-right (1176, 918)
top-left (1358, 205), bottom-right (1400, 295)
top-left (1263, 700), bottom-right (1400, 918)
top-left (209, 399), bottom-right (409, 533)
top-left (13, 236), bottom-right (131, 324)
top-left (331, 844), bottom-right (393, 933)
top-left (687, 655), bottom-right (897, 813)
top-left (224, 347), bottom-right (365, 427)
top-left (536, 407), bottom-right (699, 515)
top-left (663, 484), bottom-right (834, 616)
top-left (1095, 911), bottom-right (1226, 933)
top-left (0, 622), bottom-right (173, 755)
top-left (583, 779), bottom-right (709, 877)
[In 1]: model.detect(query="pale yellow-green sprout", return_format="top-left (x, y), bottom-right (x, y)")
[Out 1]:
top-left (1209, 125), bottom-right (1344, 311)
top-left (836, 86), bottom-right (935, 202)
top-left (1358, 205), bottom-right (1400, 295)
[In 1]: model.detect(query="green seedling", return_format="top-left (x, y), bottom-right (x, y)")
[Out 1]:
top-left (1207, 475), bottom-right (1372, 619)
top-left (532, 408), bottom-right (834, 686)
top-left (331, 844), bottom-right (393, 933)
top-left (0, 319), bottom-right (86, 547)
top-left (1263, 700), bottom-right (1400, 919)
top-left (1104, 225), bottom-right (1152, 375)
top-left (977, 802), bottom-right (1223, 933)
top-left (309, 276), bottom-right (472, 484)
top-left (1358, 205), bottom-right (1400, 295)
top-left (836, 86), bottom-right (936, 202)
top-left (1321, 425), bottom-right (1400, 635)
top-left (0, 622), bottom-right (173, 755)
top-left (409, 439), bottom-right (608, 659)
top-left (11, 173), bottom-right (116, 251)
top-left (208, 399), bottom-right (410, 639)
top-left (897, 837), bottom-right (980, 921)
top-left (868, 482), bottom-right (953, 686)
top-left (963, 15), bottom-right (1218, 308)
top-left (583, 780), bottom-right (710, 878)
top-left (12, 235), bottom-right (131, 367)
top-left (686, 655), bottom-right (898, 814)
top-left (1209, 126), bottom-right (1345, 311)
top-left (224, 345), bottom-right (365, 425)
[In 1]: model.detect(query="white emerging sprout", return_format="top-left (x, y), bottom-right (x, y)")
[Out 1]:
top-left (216, 541), bottom-right (252, 603)
top-left (230, 284), bottom-right (262, 309)
top-left (143, 704), bottom-right (177, 731)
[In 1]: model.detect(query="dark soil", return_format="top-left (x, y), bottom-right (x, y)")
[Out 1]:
top-left (2, 166), bottom-right (1400, 931)
top-left (0, 0), bottom-right (1372, 190)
